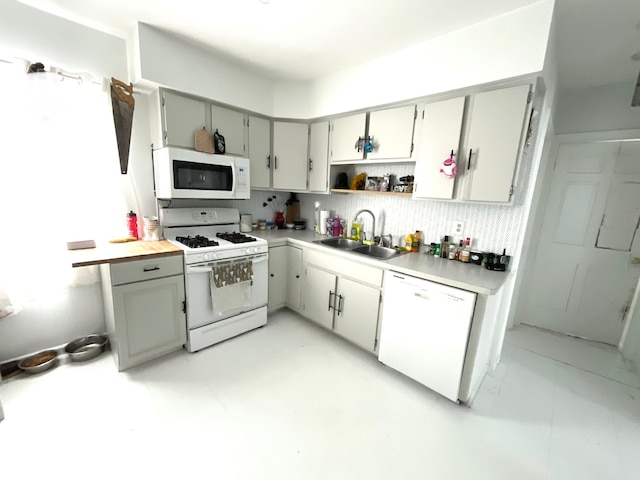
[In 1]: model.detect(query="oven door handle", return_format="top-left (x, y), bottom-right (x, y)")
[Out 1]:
top-left (187, 254), bottom-right (268, 273)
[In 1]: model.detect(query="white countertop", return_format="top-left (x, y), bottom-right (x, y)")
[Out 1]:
top-left (252, 229), bottom-right (509, 295)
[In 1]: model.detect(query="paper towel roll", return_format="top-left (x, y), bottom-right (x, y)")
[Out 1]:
top-left (320, 210), bottom-right (330, 235)
top-left (240, 214), bottom-right (252, 232)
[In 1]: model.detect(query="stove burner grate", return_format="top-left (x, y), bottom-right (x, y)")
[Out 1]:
top-left (176, 235), bottom-right (219, 248)
top-left (216, 232), bottom-right (258, 244)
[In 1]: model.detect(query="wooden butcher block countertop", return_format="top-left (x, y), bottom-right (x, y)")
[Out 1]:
top-left (69, 240), bottom-right (183, 268)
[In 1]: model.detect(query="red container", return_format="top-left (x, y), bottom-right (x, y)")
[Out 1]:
top-left (127, 211), bottom-right (139, 239)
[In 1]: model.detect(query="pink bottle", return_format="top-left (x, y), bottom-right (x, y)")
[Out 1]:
top-left (332, 214), bottom-right (341, 237)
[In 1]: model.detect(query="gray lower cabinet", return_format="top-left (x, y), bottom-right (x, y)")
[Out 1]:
top-left (302, 248), bottom-right (383, 352)
top-left (268, 246), bottom-right (287, 310)
top-left (100, 255), bottom-right (186, 371)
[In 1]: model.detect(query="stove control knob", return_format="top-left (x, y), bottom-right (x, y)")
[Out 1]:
top-left (245, 247), bottom-right (253, 255)
top-left (204, 253), bottom-right (217, 261)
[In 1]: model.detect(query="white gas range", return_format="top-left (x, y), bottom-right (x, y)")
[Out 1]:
top-left (160, 207), bottom-right (269, 352)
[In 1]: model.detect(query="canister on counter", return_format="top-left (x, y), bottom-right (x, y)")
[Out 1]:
top-left (482, 253), bottom-right (495, 269)
top-left (470, 251), bottom-right (483, 265)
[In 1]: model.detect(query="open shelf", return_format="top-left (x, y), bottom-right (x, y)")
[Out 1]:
top-left (331, 189), bottom-right (412, 197)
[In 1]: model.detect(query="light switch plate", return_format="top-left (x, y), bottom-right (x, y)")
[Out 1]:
top-left (452, 221), bottom-right (464, 236)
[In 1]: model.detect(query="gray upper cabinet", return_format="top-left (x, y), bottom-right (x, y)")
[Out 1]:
top-left (273, 121), bottom-right (308, 191)
top-left (248, 115), bottom-right (271, 189)
top-left (413, 97), bottom-right (466, 200)
top-left (162, 91), bottom-right (207, 149)
top-left (308, 121), bottom-right (330, 193)
top-left (211, 105), bottom-right (246, 156)
top-left (366, 105), bottom-right (417, 160)
top-left (330, 113), bottom-right (366, 163)
top-left (463, 84), bottom-right (531, 203)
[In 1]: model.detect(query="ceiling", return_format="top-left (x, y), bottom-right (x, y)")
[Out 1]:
top-left (15, 0), bottom-right (640, 89)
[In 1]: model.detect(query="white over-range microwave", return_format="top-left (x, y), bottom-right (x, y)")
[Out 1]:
top-left (153, 147), bottom-right (250, 200)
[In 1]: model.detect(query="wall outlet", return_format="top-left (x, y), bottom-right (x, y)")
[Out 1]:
top-left (452, 220), bottom-right (465, 236)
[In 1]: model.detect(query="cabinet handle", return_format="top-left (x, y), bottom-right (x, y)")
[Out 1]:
top-left (328, 291), bottom-right (334, 311)
top-left (143, 267), bottom-right (160, 272)
top-left (296, 275), bottom-right (300, 279)
top-left (337, 294), bottom-right (344, 316)
top-left (270, 273), bottom-right (275, 277)
top-left (266, 154), bottom-right (271, 168)
top-left (274, 155), bottom-right (278, 169)
top-left (182, 301), bottom-right (186, 313)
top-left (309, 158), bottom-right (313, 171)
top-left (468, 148), bottom-right (473, 170)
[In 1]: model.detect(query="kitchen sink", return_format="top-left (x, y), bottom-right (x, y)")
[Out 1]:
top-left (315, 237), bottom-right (363, 249)
top-left (351, 245), bottom-right (407, 259)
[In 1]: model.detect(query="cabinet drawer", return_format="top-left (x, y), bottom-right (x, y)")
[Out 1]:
top-left (110, 255), bottom-right (183, 286)
top-left (305, 249), bottom-right (383, 288)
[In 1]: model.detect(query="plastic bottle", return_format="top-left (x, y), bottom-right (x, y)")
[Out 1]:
top-left (351, 222), bottom-right (362, 241)
top-left (332, 214), bottom-right (341, 237)
top-left (433, 243), bottom-right (441, 257)
top-left (314, 202), bottom-right (320, 233)
top-left (404, 233), bottom-right (413, 251)
top-left (448, 243), bottom-right (456, 260)
top-left (411, 231), bottom-right (421, 253)
top-left (441, 235), bottom-right (449, 258)
top-left (455, 240), bottom-right (464, 261)
top-left (127, 211), bottom-right (138, 239)
top-left (461, 237), bottom-right (471, 263)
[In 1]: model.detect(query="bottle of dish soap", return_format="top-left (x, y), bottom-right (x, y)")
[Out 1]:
top-left (404, 232), bottom-right (413, 251)
top-left (351, 222), bottom-right (362, 241)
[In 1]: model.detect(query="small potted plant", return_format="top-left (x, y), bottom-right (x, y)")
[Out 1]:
top-left (263, 195), bottom-right (285, 229)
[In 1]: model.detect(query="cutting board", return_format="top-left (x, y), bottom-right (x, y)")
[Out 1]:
top-left (195, 128), bottom-right (214, 153)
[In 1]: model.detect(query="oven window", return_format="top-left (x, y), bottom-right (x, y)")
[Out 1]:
top-left (173, 160), bottom-right (233, 191)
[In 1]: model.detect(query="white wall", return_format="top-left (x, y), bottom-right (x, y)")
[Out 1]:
top-left (0, 1), bottom-right (128, 362)
top-left (301, 0), bottom-right (554, 118)
top-left (135, 23), bottom-right (275, 115)
top-left (555, 81), bottom-right (640, 134)
top-left (0, 0), bottom-right (126, 80)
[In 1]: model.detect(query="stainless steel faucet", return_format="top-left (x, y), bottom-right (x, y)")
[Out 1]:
top-left (353, 209), bottom-right (375, 243)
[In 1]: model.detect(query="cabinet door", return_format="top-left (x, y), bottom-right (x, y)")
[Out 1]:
top-left (268, 246), bottom-right (287, 310)
top-left (303, 265), bottom-right (337, 329)
top-left (308, 121), bottom-right (330, 192)
top-left (273, 122), bottom-right (308, 191)
top-left (367, 105), bottom-right (416, 160)
top-left (465, 84), bottom-right (530, 202)
top-left (113, 275), bottom-right (186, 371)
top-left (334, 277), bottom-right (380, 352)
top-left (413, 97), bottom-right (465, 200)
top-left (163, 91), bottom-right (207, 149)
top-left (248, 115), bottom-right (271, 189)
top-left (330, 113), bottom-right (366, 163)
top-left (211, 105), bottom-right (246, 156)
top-left (286, 246), bottom-right (303, 310)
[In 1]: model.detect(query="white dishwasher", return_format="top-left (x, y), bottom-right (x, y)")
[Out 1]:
top-left (378, 271), bottom-right (477, 402)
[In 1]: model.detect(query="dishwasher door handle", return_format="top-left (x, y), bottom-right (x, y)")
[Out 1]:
top-left (413, 291), bottom-right (431, 301)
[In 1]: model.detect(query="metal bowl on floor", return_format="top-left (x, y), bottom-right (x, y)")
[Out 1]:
top-left (18, 350), bottom-right (59, 374)
top-left (64, 334), bottom-right (109, 362)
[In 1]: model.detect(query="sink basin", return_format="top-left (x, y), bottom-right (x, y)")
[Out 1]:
top-left (351, 245), bottom-right (407, 259)
top-left (315, 237), bottom-right (363, 249)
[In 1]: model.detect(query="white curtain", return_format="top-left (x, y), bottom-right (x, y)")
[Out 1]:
top-left (0, 62), bottom-right (128, 316)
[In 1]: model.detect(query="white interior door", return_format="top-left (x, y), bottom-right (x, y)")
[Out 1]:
top-left (522, 141), bottom-right (640, 345)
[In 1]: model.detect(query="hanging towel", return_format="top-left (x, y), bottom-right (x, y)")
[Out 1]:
top-left (209, 259), bottom-right (253, 317)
